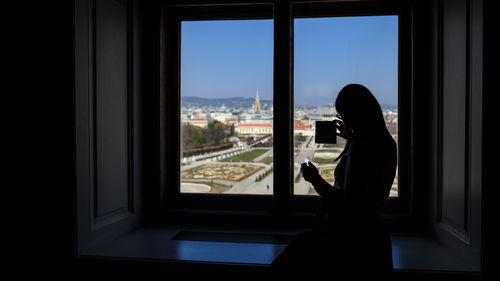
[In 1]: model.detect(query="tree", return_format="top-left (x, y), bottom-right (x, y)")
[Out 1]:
top-left (204, 121), bottom-right (225, 145)
top-left (182, 124), bottom-right (203, 149)
top-left (191, 126), bottom-right (203, 148)
top-left (230, 123), bottom-right (235, 137)
top-left (212, 121), bottom-right (225, 145)
top-left (182, 121), bottom-right (227, 150)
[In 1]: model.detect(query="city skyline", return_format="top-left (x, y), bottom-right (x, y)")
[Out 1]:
top-left (180, 90), bottom-right (398, 196)
top-left (181, 94), bottom-right (397, 109)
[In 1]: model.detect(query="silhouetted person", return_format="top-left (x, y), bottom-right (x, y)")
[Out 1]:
top-left (272, 84), bottom-right (397, 278)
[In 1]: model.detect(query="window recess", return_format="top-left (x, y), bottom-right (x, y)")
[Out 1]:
top-left (159, 0), bottom-right (412, 219)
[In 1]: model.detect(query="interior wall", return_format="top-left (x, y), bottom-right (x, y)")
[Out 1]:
top-left (34, 0), bottom-right (76, 279)
top-left (482, 0), bottom-right (500, 279)
top-left (74, 0), bottom-right (152, 253)
top-left (429, 0), bottom-right (483, 270)
top-left (36, 0), bottom-right (156, 278)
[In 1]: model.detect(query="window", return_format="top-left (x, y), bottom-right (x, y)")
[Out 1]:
top-left (160, 4), bottom-right (275, 211)
top-left (161, 1), bottom-right (411, 216)
top-left (180, 20), bottom-right (274, 195)
top-left (293, 16), bottom-right (399, 197)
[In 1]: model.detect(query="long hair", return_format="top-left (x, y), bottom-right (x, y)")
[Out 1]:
top-left (334, 84), bottom-right (393, 161)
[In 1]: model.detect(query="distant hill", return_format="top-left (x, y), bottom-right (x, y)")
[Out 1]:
top-left (182, 96), bottom-right (396, 110)
top-left (181, 96), bottom-right (273, 108)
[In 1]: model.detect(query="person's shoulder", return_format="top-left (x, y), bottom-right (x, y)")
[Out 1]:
top-left (348, 140), bottom-right (372, 156)
top-left (349, 138), bottom-right (395, 156)
top-left (349, 139), bottom-right (372, 150)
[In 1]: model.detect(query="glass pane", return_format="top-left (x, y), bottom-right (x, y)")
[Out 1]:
top-left (293, 16), bottom-right (399, 197)
top-left (180, 20), bottom-right (274, 194)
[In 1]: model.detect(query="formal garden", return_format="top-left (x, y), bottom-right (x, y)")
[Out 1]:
top-left (181, 163), bottom-right (264, 182)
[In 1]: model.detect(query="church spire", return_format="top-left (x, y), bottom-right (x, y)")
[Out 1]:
top-left (254, 89), bottom-right (261, 112)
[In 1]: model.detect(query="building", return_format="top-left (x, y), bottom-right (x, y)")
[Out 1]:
top-left (210, 112), bottom-right (233, 123)
top-left (235, 123), bottom-right (273, 135)
top-left (183, 117), bottom-right (208, 128)
top-left (294, 120), bottom-right (314, 136)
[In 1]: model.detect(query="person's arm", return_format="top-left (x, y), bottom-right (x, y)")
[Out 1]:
top-left (342, 141), bottom-right (372, 215)
top-left (301, 162), bottom-right (342, 199)
top-left (310, 175), bottom-right (342, 199)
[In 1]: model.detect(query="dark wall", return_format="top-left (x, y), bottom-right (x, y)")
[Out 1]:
top-left (35, 0), bottom-right (159, 278)
top-left (33, 1), bottom-right (76, 280)
top-left (482, 0), bottom-right (500, 279)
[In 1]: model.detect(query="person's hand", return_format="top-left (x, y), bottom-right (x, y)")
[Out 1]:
top-left (333, 119), bottom-right (350, 140)
top-left (301, 161), bottom-right (320, 183)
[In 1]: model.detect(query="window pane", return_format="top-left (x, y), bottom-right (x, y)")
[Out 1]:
top-left (293, 16), bottom-right (399, 197)
top-left (180, 20), bottom-right (274, 195)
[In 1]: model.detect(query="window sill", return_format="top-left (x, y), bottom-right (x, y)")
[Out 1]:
top-left (391, 233), bottom-right (480, 272)
top-left (79, 225), bottom-right (480, 273)
top-left (79, 225), bottom-right (298, 266)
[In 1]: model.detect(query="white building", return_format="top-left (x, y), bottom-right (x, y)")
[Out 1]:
top-left (182, 117), bottom-right (208, 128)
top-left (235, 123), bottom-right (273, 135)
top-left (210, 112), bottom-right (233, 123)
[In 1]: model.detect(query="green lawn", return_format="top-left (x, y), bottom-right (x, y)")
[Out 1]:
top-left (295, 171), bottom-right (302, 183)
top-left (312, 157), bottom-right (335, 165)
top-left (308, 186), bottom-right (318, 195)
top-left (220, 148), bottom-right (269, 162)
top-left (260, 156), bottom-right (273, 165)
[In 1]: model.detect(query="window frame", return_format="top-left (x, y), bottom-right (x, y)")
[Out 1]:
top-left (290, 1), bottom-right (413, 217)
top-left (159, 3), bottom-right (275, 213)
top-left (159, 0), bottom-right (413, 222)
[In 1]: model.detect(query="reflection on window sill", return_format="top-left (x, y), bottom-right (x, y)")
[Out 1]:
top-left (79, 225), bottom-right (478, 273)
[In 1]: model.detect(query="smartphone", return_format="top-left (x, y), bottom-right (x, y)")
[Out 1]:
top-left (315, 121), bottom-right (336, 144)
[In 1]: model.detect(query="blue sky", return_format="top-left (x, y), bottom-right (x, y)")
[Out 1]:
top-left (181, 16), bottom-right (398, 106)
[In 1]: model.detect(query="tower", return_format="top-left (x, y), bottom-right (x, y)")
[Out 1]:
top-left (253, 89), bottom-right (261, 112)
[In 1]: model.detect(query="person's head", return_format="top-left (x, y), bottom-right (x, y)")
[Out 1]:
top-left (334, 84), bottom-right (393, 161)
top-left (335, 84), bottom-right (388, 139)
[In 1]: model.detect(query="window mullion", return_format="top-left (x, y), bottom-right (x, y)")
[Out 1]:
top-left (161, 9), bottom-right (181, 209)
top-left (273, 0), bottom-right (293, 219)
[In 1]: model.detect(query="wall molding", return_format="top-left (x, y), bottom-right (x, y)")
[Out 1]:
top-left (87, 0), bottom-right (134, 231)
top-left (433, 0), bottom-right (482, 269)
top-left (75, 0), bottom-right (147, 255)
top-left (436, 0), bottom-right (471, 244)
